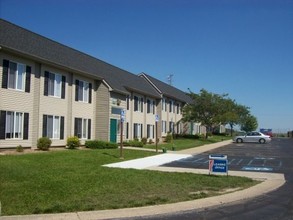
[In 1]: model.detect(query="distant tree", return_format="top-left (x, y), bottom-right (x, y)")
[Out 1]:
top-left (220, 99), bottom-right (250, 136)
top-left (240, 114), bottom-right (258, 132)
top-left (182, 89), bottom-right (228, 139)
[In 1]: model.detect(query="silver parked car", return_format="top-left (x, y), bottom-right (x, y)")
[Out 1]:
top-left (233, 131), bottom-right (271, 144)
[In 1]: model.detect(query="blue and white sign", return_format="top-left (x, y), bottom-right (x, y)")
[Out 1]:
top-left (120, 109), bottom-right (126, 122)
top-left (209, 155), bottom-right (228, 174)
top-left (155, 114), bottom-right (159, 122)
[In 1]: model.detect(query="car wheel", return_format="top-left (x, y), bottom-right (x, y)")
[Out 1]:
top-left (259, 139), bottom-right (266, 144)
top-left (236, 138), bottom-right (243, 143)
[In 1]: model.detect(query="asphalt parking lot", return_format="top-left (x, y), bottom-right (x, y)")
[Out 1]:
top-left (162, 140), bottom-right (283, 173)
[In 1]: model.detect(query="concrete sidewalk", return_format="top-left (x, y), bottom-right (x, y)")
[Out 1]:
top-left (0, 140), bottom-right (286, 220)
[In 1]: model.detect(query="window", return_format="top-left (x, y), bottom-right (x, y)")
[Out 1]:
top-left (177, 122), bottom-right (182, 134)
top-left (147, 99), bottom-right (151, 113)
top-left (134, 96), bottom-right (143, 112)
top-left (49, 72), bottom-right (61, 97)
top-left (5, 111), bottom-right (22, 138)
top-left (75, 80), bottom-right (92, 103)
top-left (0, 111), bottom-right (29, 140)
top-left (126, 122), bottom-right (129, 139)
top-left (161, 120), bottom-right (167, 134)
top-left (111, 107), bottom-right (122, 115)
top-left (177, 103), bottom-right (181, 114)
top-left (147, 124), bottom-right (154, 139)
top-left (162, 98), bottom-right (167, 111)
top-left (147, 99), bottom-right (156, 114)
top-left (44, 71), bottom-right (66, 98)
top-left (126, 95), bottom-right (130, 110)
top-left (169, 100), bottom-right (174, 113)
top-left (2, 60), bottom-right (31, 92)
top-left (133, 123), bottom-right (143, 139)
top-left (169, 122), bottom-right (174, 133)
top-left (9, 62), bottom-right (25, 90)
top-left (43, 115), bottom-right (64, 139)
top-left (74, 118), bottom-right (91, 139)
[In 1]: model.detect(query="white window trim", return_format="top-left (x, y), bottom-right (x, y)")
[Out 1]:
top-left (49, 72), bottom-right (62, 98)
top-left (134, 96), bottom-right (143, 112)
top-left (78, 80), bottom-right (89, 103)
top-left (5, 111), bottom-right (23, 139)
top-left (82, 118), bottom-right (88, 139)
top-left (8, 61), bottom-right (26, 91)
top-left (47, 115), bottom-right (61, 139)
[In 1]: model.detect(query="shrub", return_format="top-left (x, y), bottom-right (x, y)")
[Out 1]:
top-left (85, 140), bottom-right (118, 149)
top-left (165, 132), bottom-right (173, 143)
top-left (148, 139), bottom-right (153, 144)
top-left (16, 145), bottom-right (24, 152)
top-left (66, 136), bottom-right (80, 149)
top-left (129, 140), bottom-right (144, 148)
top-left (141, 137), bottom-right (147, 145)
top-left (37, 137), bottom-right (52, 151)
top-left (175, 134), bottom-right (200, 139)
top-left (123, 141), bottom-right (130, 146)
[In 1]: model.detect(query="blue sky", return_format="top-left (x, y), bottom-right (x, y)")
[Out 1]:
top-left (1, 0), bottom-right (293, 132)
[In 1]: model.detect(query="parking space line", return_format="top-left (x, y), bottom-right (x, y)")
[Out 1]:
top-left (229, 159), bottom-right (236, 165)
top-left (248, 160), bottom-right (254, 165)
top-left (192, 157), bottom-right (206, 163)
top-left (236, 159), bottom-right (243, 165)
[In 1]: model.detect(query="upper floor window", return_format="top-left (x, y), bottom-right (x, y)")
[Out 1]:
top-left (2, 59), bottom-right (31, 92)
top-left (126, 95), bottom-right (130, 110)
top-left (147, 99), bottom-right (156, 114)
top-left (169, 100), bottom-right (174, 113)
top-left (177, 103), bottom-right (181, 114)
top-left (75, 80), bottom-right (92, 103)
top-left (162, 98), bottom-right (167, 112)
top-left (134, 96), bottom-right (143, 112)
top-left (44, 71), bottom-right (66, 99)
top-left (0, 110), bottom-right (29, 140)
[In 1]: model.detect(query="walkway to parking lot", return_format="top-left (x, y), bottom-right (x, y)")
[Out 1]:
top-left (1, 140), bottom-right (285, 220)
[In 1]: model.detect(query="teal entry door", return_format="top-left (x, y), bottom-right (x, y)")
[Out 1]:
top-left (110, 119), bottom-right (117, 143)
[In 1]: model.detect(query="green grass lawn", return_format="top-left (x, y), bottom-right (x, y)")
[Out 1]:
top-left (0, 148), bottom-right (257, 216)
top-left (146, 135), bottom-right (232, 151)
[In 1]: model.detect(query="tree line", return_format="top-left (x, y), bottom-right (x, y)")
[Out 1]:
top-left (182, 89), bottom-right (258, 138)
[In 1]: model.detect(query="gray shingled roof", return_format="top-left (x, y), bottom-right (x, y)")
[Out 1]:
top-left (140, 73), bottom-right (192, 103)
top-left (0, 19), bottom-right (160, 98)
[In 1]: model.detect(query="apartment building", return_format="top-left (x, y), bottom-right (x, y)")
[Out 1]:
top-left (0, 19), bottom-right (197, 149)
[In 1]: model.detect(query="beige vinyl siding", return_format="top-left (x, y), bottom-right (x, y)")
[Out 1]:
top-left (0, 52), bottom-right (35, 148)
top-left (66, 72), bottom-right (73, 142)
top-left (71, 74), bottom-right (95, 145)
top-left (156, 99), bottom-right (162, 140)
top-left (31, 62), bottom-right (41, 148)
top-left (95, 81), bottom-right (110, 141)
top-left (39, 65), bottom-right (69, 147)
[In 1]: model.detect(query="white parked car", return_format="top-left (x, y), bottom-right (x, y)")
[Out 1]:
top-left (233, 131), bottom-right (271, 144)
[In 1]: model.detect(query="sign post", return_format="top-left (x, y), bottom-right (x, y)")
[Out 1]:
top-left (155, 114), bottom-right (159, 153)
top-left (120, 109), bottom-right (126, 159)
top-left (209, 155), bottom-right (228, 175)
